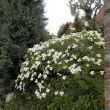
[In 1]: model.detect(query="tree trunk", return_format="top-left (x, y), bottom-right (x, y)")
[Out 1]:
top-left (104, 0), bottom-right (110, 109)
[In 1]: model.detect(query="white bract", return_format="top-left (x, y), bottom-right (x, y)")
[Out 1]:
top-left (90, 71), bottom-right (95, 75)
top-left (59, 91), bottom-right (64, 96)
top-left (55, 91), bottom-right (58, 95)
top-left (62, 76), bottom-right (66, 80)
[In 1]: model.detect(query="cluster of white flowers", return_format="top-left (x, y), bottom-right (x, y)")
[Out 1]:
top-left (15, 30), bottom-right (104, 99)
top-left (68, 64), bottom-right (81, 74)
top-left (55, 91), bottom-right (64, 96)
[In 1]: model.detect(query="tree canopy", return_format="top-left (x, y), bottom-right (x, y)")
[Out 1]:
top-left (69, 0), bottom-right (104, 29)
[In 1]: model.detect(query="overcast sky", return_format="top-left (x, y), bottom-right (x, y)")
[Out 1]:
top-left (44, 0), bottom-right (73, 35)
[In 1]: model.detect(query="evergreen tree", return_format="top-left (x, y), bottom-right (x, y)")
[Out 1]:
top-left (0, 0), bottom-right (48, 95)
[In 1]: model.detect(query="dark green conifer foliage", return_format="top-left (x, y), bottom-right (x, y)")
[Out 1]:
top-left (0, 0), bottom-right (48, 95)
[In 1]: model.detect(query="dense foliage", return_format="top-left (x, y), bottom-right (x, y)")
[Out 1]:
top-left (0, 0), bottom-right (48, 95)
top-left (12, 30), bottom-right (104, 110)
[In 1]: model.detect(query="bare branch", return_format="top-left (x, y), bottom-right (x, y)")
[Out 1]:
top-left (92, 0), bottom-right (102, 11)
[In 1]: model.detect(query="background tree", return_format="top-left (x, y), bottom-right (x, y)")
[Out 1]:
top-left (69, 0), bottom-right (103, 29)
top-left (0, 0), bottom-right (48, 96)
top-left (57, 22), bottom-right (70, 37)
top-left (57, 18), bottom-right (85, 37)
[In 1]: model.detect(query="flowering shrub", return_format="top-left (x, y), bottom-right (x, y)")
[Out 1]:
top-left (15, 31), bottom-right (104, 110)
top-left (15, 30), bottom-right (104, 100)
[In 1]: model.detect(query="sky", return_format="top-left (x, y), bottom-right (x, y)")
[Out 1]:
top-left (44, 0), bottom-right (73, 35)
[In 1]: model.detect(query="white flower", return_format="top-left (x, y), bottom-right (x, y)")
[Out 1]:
top-left (46, 88), bottom-right (50, 93)
top-left (62, 76), bottom-right (66, 80)
top-left (82, 56), bottom-right (90, 61)
top-left (24, 61), bottom-right (29, 66)
top-left (84, 21), bottom-right (89, 27)
top-left (50, 67), bottom-right (53, 70)
top-left (47, 60), bottom-right (51, 64)
top-left (71, 55), bottom-right (77, 59)
top-left (59, 91), bottom-right (64, 96)
top-left (19, 82), bottom-right (22, 90)
top-left (70, 58), bottom-right (73, 61)
top-left (49, 48), bottom-right (55, 53)
top-left (67, 46), bottom-right (71, 49)
top-left (76, 66), bottom-right (81, 72)
top-left (88, 46), bottom-right (92, 49)
top-left (72, 44), bottom-right (77, 48)
top-left (91, 58), bottom-right (95, 62)
top-left (33, 72), bottom-right (36, 75)
top-left (100, 71), bottom-right (104, 75)
top-left (68, 64), bottom-right (81, 74)
top-left (95, 59), bottom-right (102, 65)
top-left (64, 60), bottom-right (69, 63)
top-left (42, 53), bottom-right (47, 60)
top-left (67, 53), bottom-right (69, 56)
top-left (41, 93), bottom-right (46, 98)
top-left (31, 64), bottom-right (36, 69)
top-left (61, 42), bottom-right (64, 45)
top-left (77, 58), bottom-right (81, 62)
top-left (37, 83), bottom-right (44, 90)
top-left (45, 70), bottom-right (49, 74)
top-left (97, 59), bottom-right (102, 63)
top-left (35, 79), bottom-right (38, 83)
top-left (35, 61), bottom-right (41, 67)
top-left (47, 52), bottom-right (51, 56)
top-left (90, 71), bottom-right (95, 75)
top-left (70, 27), bottom-right (75, 31)
top-left (63, 66), bottom-right (67, 69)
top-left (96, 54), bottom-right (101, 57)
top-left (35, 90), bottom-right (40, 97)
top-left (57, 73), bottom-right (61, 76)
top-left (58, 61), bottom-right (62, 65)
top-left (43, 74), bottom-right (47, 79)
top-left (61, 54), bottom-right (66, 58)
top-left (55, 91), bottom-right (58, 95)
top-left (24, 71), bottom-right (30, 78)
top-left (65, 50), bottom-right (68, 53)
top-left (38, 73), bottom-right (42, 78)
top-left (86, 64), bottom-right (89, 67)
top-left (59, 52), bottom-right (62, 56)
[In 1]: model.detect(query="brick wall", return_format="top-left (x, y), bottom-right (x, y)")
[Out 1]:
top-left (96, 7), bottom-right (104, 21)
top-left (96, 7), bottom-right (104, 29)
top-left (104, 0), bottom-right (110, 109)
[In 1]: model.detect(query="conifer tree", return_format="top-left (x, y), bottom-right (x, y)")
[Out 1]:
top-left (0, 0), bottom-right (48, 95)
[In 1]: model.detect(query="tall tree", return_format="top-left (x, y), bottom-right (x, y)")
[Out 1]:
top-left (69, 0), bottom-right (103, 29)
top-left (0, 0), bottom-right (48, 96)
top-left (104, 0), bottom-right (110, 109)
